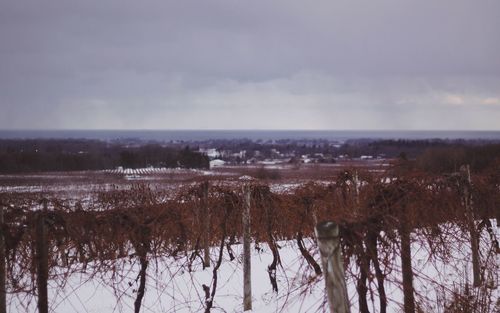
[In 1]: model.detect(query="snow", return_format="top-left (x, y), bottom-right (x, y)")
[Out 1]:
top-left (7, 223), bottom-right (499, 312)
top-left (238, 175), bottom-right (254, 181)
top-left (210, 160), bottom-right (226, 168)
top-left (9, 241), bottom-right (326, 313)
top-left (269, 183), bottom-right (302, 194)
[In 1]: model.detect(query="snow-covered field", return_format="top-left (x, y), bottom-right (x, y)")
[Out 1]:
top-left (8, 222), bottom-right (499, 313)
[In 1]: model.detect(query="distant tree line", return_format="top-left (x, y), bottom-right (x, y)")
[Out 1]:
top-left (0, 139), bottom-right (209, 173)
top-left (415, 144), bottom-right (500, 173)
top-left (1, 138), bottom-right (499, 174)
top-left (337, 139), bottom-right (477, 159)
top-left (206, 139), bottom-right (500, 173)
top-left (340, 139), bottom-right (500, 171)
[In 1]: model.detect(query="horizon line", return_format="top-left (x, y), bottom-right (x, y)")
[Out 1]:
top-left (2, 129), bottom-right (500, 132)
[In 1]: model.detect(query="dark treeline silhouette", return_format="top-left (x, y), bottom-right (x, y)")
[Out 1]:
top-left (338, 139), bottom-right (450, 158)
top-left (0, 139), bottom-right (209, 173)
top-left (340, 139), bottom-right (500, 170)
top-left (1, 138), bottom-right (499, 174)
top-left (338, 139), bottom-right (498, 158)
top-left (415, 144), bottom-right (500, 173)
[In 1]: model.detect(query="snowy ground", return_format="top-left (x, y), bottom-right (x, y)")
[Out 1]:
top-left (8, 221), bottom-right (499, 313)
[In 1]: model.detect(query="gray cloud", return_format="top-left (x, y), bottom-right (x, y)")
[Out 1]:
top-left (0, 0), bottom-right (499, 129)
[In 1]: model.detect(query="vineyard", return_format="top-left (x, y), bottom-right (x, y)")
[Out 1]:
top-left (0, 162), bottom-right (499, 312)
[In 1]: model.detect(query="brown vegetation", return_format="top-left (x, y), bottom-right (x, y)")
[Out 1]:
top-left (0, 161), bottom-right (499, 312)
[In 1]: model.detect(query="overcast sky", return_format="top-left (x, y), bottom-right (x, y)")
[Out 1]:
top-left (1, 0), bottom-right (499, 130)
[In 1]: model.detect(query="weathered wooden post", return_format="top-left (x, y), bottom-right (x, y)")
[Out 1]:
top-left (315, 221), bottom-right (350, 313)
top-left (36, 212), bottom-right (48, 313)
top-left (202, 181), bottom-right (211, 268)
top-left (399, 223), bottom-right (415, 313)
top-left (353, 170), bottom-right (360, 205)
top-left (0, 206), bottom-right (6, 313)
top-left (461, 165), bottom-right (482, 287)
top-left (242, 184), bottom-right (252, 311)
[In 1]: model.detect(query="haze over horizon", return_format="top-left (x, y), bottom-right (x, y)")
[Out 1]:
top-left (1, 1), bottom-right (499, 130)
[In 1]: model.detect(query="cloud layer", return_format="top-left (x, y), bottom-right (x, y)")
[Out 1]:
top-left (1, 0), bottom-right (499, 129)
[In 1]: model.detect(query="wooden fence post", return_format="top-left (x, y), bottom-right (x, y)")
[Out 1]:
top-left (0, 206), bottom-right (6, 313)
top-left (242, 184), bottom-right (252, 311)
top-left (461, 165), bottom-right (482, 287)
top-left (36, 213), bottom-right (48, 313)
top-left (400, 223), bottom-right (415, 313)
top-left (353, 170), bottom-right (360, 205)
top-left (315, 221), bottom-right (350, 313)
top-left (202, 181), bottom-right (211, 268)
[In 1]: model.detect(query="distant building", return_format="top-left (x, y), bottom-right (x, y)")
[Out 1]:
top-left (199, 148), bottom-right (221, 159)
top-left (209, 159), bottom-right (226, 168)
